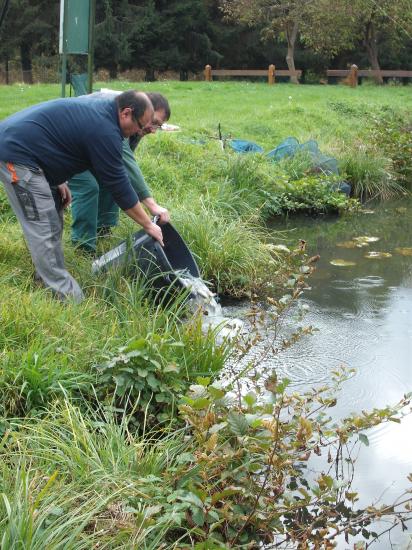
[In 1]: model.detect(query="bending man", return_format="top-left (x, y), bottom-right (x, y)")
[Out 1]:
top-left (0, 90), bottom-right (163, 302)
top-left (70, 91), bottom-right (171, 253)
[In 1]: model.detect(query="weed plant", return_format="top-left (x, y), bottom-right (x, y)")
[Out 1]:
top-left (339, 148), bottom-right (402, 201)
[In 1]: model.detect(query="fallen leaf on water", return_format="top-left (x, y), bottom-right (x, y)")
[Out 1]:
top-left (353, 236), bottom-right (380, 243)
top-left (330, 259), bottom-right (357, 267)
top-left (362, 209), bottom-right (375, 214)
top-left (396, 207), bottom-right (407, 214)
top-left (336, 241), bottom-right (358, 249)
top-left (394, 247), bottom-right (412, 256)
top-left (364, 251), bottom-right (392, 259)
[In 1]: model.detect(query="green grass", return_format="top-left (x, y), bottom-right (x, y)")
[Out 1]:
top-left (0, 81), bottom-right (411, 547)
top-left (0, 80), bottom-right (409, 410)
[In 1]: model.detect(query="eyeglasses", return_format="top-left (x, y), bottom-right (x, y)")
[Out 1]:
top-left (127, 107), bottom-right (147, 131)
top-left (135, 118), bottom-right (145, 131)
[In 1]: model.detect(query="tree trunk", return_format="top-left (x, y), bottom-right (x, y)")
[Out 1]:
top-left (20, 42), bottom-right (33, 84)
top-left (364, 20), bottom-right (383, 84)
top-left (5, 56), bottom-right (9, 85)
top-left (109, 66), bottom-right (118, 79)
top-left (180, 69), bottom-right (188, 81)
top-left (145, 67), bottom-right (156, 81)
top-left (285, 20), bottom-right (299, 84)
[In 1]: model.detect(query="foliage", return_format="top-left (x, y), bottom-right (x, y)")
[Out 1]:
top-left (0, 462), bottom-right (111, 549)
top-left (0, 186), bottom-right (13, 217)
top-left (302, 0), bottom-right (412, 74)
top-left (94, 0), bottom-right (132, 79)
top-left (261, 175), bottom-right (354, 215)
top-left (220, 0), bottom-right (313, 77)
top-left (370, 109), bottom-right (412, 188)
top-left (339, 149), bottom-right (402, 201)
top-left (164, 375), bottom-right (412, 548)
top-left (0, 0), bottom-right (59, 82)
top-left (0, 344), bottom-right (92, 418)
top-left (94, 326), bottom-right (231, 426)
top-left (173, 208), bottom-right (280, 296)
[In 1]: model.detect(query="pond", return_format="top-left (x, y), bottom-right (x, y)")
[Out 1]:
top-left (229, 198), bottom-right (412, 548)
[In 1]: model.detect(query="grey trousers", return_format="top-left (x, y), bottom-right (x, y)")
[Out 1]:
top-left (0, 161), bottom-right (84, 303)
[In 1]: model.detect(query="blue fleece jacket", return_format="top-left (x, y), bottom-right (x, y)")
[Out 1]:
top-left (0, 96), bottom-right (138, 210)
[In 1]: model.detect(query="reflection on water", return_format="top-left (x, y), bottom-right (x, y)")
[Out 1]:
top-left (236, 199), bottom-right (412, 548)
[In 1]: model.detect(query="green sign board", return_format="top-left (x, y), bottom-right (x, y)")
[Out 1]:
top-left (59, 0), bottom-right (90, 54)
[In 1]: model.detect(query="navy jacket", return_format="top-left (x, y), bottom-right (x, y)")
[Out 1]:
top-left (0, 96), bottom-right (138, 210)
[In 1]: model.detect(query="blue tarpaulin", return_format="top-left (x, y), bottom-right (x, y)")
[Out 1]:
top-left (228, 136), bottom-right (351, 195)
top-left (229, 139), bottom-right (264, 154)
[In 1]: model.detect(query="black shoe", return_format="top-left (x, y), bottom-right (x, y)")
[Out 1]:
top-left (97, 226), bottom-right (113, 238)
top-left (73, 242), bottom-right (96, 256)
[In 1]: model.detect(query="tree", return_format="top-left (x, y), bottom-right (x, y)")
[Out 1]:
top-left (94, 0), bottom-right (132, 79)
top-left (0, 0), bottom-right (58, 84)
top-left (302, 0), bottom-right (412, 83)
top-left (220, 0), bottom-right (313, 83)
top-left (127, 0), bottom-right (220, 81)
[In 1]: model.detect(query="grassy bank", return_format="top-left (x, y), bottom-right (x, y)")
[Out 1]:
top-left (1, 82), bottom-right (411, 548)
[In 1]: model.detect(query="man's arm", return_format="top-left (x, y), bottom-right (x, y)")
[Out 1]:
top-left (87, 133), bottom-right (164, 245)
top-left (124, 201), bottom-right (164, 246)
top-left (122, 139), bottom-right (170, 224)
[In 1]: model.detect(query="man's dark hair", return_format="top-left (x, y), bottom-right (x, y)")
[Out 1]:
top-left (147, 92), bottom-right (171, 121)
top-left (116, 90), bottom-right (151, 121)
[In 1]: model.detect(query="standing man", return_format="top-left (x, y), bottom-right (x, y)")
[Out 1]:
top-left (0, 90), bottom-right (163, 302)
top-left (69, 92), bottom-right (171, 253)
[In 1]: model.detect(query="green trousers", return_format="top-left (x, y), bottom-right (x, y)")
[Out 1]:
top-left (69, 140), bottom-right (150, 252)
top-left (69, 171), bottom-right (119, 251)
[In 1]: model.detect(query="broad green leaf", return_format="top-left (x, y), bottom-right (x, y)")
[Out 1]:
top-left (209, 422), bottom-right (227, 434)
top-left (359, 433), bottom-right (369, 446)
top-left (208, 385), bottom-right (226, 400)
top-left (125, 338), bottom-right (146, 351)
top-left (211, 487), bottom-right (242, 504)
top-left (227, 412), bottom-right (249, 436)
top-left (192, 398), bottom-right (211, 410)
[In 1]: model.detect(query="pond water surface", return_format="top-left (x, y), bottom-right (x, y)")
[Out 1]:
top-left (231, 198), bottom-right (412, 548)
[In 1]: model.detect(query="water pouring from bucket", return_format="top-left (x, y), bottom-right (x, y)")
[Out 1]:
top-left (92, 219), bottom-right (244, 340)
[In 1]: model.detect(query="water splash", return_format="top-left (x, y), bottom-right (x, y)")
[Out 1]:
top-left (176, 272), bottom-right (244, 340)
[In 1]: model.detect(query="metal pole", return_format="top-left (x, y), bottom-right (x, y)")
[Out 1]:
top-left (61, 52), bottom-right (67, 97)
top-left (87, 0), bottom-right (96, 93)
top-left (60, 0), bottom-right (68, 97)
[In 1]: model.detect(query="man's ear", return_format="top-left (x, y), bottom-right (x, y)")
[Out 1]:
top-left (119, 107), bottom-right (132, 120)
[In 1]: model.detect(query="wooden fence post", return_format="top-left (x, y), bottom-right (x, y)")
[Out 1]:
top-left (204, 64), bottom-right (212, 82)
top-left (349, 64), bottom-right (358, 87)
top-left (268, 64), bottom-right (275, 84)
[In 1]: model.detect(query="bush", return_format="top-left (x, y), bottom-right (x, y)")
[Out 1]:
top-left (370, 110), bottom-right (412, 188)
top-left (262, 175), bottom-right (353, 216)
top-left (339, 149), bottom-right (402, 201)
top-left (94, 323), bottom-right (232, 426)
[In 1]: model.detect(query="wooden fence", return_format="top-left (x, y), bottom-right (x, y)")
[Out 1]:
top-left (327, 64), bottom-right (412, 86)
top-left (204, 64), bottom-right (302, 84)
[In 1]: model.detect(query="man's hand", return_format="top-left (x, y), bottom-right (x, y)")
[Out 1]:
top-left (58, 182), bottom-right (72, 209)
top-left (143, 197), bottom-right (170, 224)
top-left (144, 221), bottom-right (164, 247)
top-left (124, 201), bottom-right (164, 246)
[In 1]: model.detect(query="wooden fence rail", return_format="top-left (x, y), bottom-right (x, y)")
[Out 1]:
top-left (204, 64), bottom-right (302, 84)
top-left (327, 64), bottom-right (412, 86)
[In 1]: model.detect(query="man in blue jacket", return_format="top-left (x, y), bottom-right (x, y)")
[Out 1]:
top-left (69, 91), bottom-right (171, 253)
top-left (0, 90), bottom-right (163, 303)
